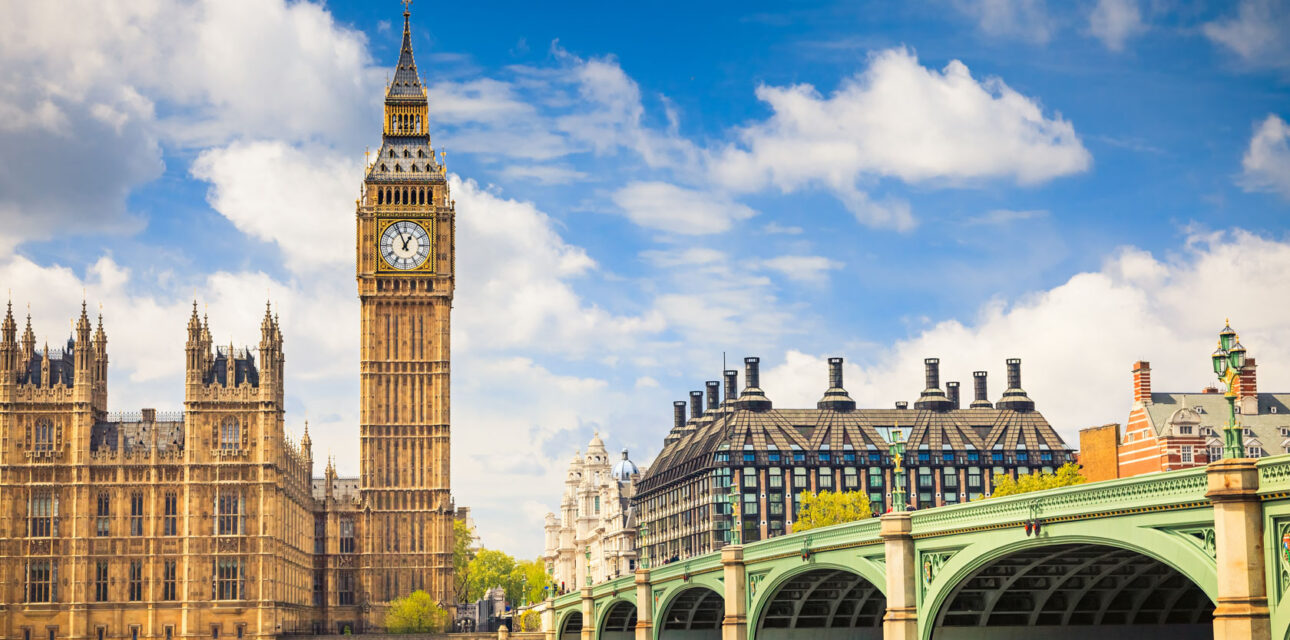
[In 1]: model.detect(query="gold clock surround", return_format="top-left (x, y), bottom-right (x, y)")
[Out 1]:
top-left (375, 217), bottom-right (436, 274)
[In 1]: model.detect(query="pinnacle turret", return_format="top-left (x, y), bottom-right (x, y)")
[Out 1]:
top-left (387, 6), bottom-right (424, 99)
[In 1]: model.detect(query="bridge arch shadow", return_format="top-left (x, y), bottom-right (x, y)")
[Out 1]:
top-left (598, 599), bottom-right (637, 640)
top-left (655, 586), bottom-right (723, 640)
top-left (752, 566), bottom-right (886, 640)
top-left (558, 610), bottom-right (582, 640)
top-left (928, 542), bottom-right (1214, 640)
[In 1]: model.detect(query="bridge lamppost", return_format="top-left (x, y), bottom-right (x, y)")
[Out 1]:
top-left (728, 479), bottom-right (741, 545)
top-left (1211, 320), bottom-right (1248, 460)
top-left (638, 522), bottom-right (649, 569)
top-left (890, 426), bottom-right (908, 513)
top-left (584, 545), bottom-right (592, 586)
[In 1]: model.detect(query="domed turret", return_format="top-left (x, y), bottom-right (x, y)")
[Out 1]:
top-left (611, 449), bottom-right (639, 482)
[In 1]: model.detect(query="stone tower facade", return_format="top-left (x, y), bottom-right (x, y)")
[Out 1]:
top-left (355, 6), bottom-right (455, 610)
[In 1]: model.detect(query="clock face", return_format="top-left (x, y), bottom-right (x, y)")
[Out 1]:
top-left (380, 220), bottom-right (432, 270)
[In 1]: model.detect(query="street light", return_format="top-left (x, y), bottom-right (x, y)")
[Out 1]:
top-left (584, 546), bottom-right (591, 586)
top-left (1212, 320), bottom-right (1248, 460)
top-left (890, 424), bottom-right (908, 513)
top-left (727, 478), bottom-right (741, 545)
top-left (638, 522), bottom-right (650, 569)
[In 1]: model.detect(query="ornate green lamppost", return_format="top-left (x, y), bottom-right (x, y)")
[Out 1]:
top-left (1211, 320), bottom-right (1249, 460)
top-left (890, 425), bottom-right (908, 513)
top-left (727, 479), bottom-right (741, 545)
top-left (638, 522), bottom-right (650, 569)
top-left (584, 546), bottom-right (592, 586)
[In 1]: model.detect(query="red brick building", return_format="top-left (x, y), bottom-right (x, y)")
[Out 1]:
top-left (1080, 351), bottom-right (1285, 481)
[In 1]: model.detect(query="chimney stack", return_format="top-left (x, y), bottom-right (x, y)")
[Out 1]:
top-left (946, 381), bottom-right (960, 409)
top-left (736, 357), bottom-right (772, 411)
top-left (705, 381), bottom-right (720, 413)
top-left (817, 357), bottom-right (856, 412)
top-left (673, 401), bottom-right (686, 430)
top-left (914, 357), bottom-right (953, 411)
top-left (970, 371), bottom-right (992, 409)
top-left (722, 370), bottom-right (738, 408)
top-left (1132, 361), bottom-right (1152, 406)
top-left (995, 358), bottom-right (1035, 412)
top-left (1237, 358), bottom-right (1258, 415)
top-left (689, 391), bottom-right (703, 420)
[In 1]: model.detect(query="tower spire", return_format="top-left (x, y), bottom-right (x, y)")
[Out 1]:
top-left (388, 0), bottom-right (423, 99)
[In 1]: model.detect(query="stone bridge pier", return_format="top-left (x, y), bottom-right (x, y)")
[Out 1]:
top-left (548, 456), bottom-right (1290, 640)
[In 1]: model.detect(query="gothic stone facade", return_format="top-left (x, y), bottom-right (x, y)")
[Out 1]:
top-left (0, 7), bottom-right (455, 638)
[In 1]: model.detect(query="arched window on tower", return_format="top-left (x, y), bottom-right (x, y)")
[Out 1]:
top-left (394, 164), bottom-right (402, 172)
top-left (377, 189), bottom-right (384, 205)
top-left (411, 164), bottom-right (419, 172)
top-left (389, 149), bottom-right (396, 158)
top-left (33, 419), bottom-right (53, 452)
top-left (403, 149), bottom-right (410, 158)
top-left (417, 149), bottom-right (425, 158)
top-left (220, 417), bottom-right (240, 451)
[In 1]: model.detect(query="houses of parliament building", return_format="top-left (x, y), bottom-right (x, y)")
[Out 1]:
top-left (0, 6), bottom-right (455, 640)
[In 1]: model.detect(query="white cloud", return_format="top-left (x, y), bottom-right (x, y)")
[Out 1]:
top-left (0, 0), bottom-right (384, 249)
top-left (966, 208), bottom-right (1049, 225)
top-left (760, 255), bottom-right (845, 284)
top-left (1089, 0), bottom-right (1144, 51)
top-left (497, 164), bottom-right (590, 185)
top-left (1203, 0), bottom-right (1290, 68)
top-left (762, 222), bottom-right (804, 235)
top-left (191, 141), bottom-right (361, 272)
top-left (761, 230), bottom-right (1290, 447)
top-left (611, 182), bottom-right (757, 235)
top-left (954, 0), bottom-right (1053, 43)
top-left (1241, 114), bottom-right (1290, 200)
top-left (453, 176), bottom-right (665, 356)
top-left (709, 48), bottom-right (1090, 229)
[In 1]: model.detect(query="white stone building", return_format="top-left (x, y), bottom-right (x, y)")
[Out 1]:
top-left (542, 433), bottom-right (644, 593)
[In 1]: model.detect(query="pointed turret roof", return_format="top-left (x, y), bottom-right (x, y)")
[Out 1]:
top-left (387, 7), bottom-right (424, 99)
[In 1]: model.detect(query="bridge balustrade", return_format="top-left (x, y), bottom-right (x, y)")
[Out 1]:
top-left (548, 456), bottom-right (1290, 640)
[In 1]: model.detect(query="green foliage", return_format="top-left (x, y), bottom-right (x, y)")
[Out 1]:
top-left (453, 518), bottom-right (476, 603)
top-left (467, 549), bottom-right (516, 603)
top-left (385, 590), bottom-right (450, 633)
top-left (989, 463), bottom-right (1086, 498)
top-left (792, 490), bottom-right (873, 533)
top-left (519, 609), bottom-right (542, 632)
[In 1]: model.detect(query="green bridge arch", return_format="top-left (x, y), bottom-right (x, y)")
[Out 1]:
top-left (546, 456), bottom-right (1290, 640)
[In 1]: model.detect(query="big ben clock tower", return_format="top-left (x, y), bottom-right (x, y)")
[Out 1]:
top-left (357, 4), bottom-right (454, 611)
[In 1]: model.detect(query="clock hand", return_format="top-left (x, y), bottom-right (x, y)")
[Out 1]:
top-left (401, 233), bottom-right (412, 251)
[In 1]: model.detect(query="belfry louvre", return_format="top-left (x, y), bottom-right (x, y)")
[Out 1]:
top-left (634, 356), bottom-right (1075, 564)
top-left (0, 6), bottom-right (456, 639)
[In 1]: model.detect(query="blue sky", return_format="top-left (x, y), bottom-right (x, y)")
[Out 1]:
top-left (1, 0), bottom-right (1289, 557)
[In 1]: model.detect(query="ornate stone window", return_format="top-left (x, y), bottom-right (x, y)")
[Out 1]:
top-left (25, 560), bottom-right (54, 603)
top-left (216, 491), bottom-right (242, 536)
top-left (33, 419), bottom-right (53, 452)
top-left (219, 417), bottom-right (240, 450)
top-left (28, 489), bottom-right (56, 537)
top-left (96, 492), bottom-right (111, 537)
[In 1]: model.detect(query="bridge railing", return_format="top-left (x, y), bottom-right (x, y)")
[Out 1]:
top-left (1257, 454), bottom-right (1290, 495)
top-left (910, 464), bottom-right (1211, 536)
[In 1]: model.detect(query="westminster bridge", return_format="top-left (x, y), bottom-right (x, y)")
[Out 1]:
top-left (542, 457), bottom-right (1290, 640)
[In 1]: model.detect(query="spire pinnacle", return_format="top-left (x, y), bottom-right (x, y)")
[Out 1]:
top-left (386, 2), bottom-right (424, 99)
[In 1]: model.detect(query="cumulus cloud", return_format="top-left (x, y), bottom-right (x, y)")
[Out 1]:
top-left (191, 141), bottom-right (362, 272)
top-left (1203, 0), bottom-right (1290, 68)
top-left (611, 182), bottom-right (757, 235)
top-left (954, 0), bottom-right (1053, 43)
top-left (761, 230), bottom-right (1290, 446)
top-left (709, 48), bottom-right (1090, 229)
top-left (1241, 114), bottom-right (1290, 200)
top-left (0, 0), bottom-right (383, 249)
top-left (1088, 0), bottom-right (1144, 51)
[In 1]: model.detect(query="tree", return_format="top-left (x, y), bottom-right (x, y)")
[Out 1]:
top-left (792, 490), bottom-right (873, 533)
top-left (508, 558), bottom-right (548, 606)
top-left (519, 609), bottom-right (542, 632)
top-left (385, 590), bottom-right (450, 633)
top-left (989, 463), bottom-right (1086, 498)
top-left (453, 518), bottom-right (476, 603)
top-left (467, 548), bottom-right (518, 603)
